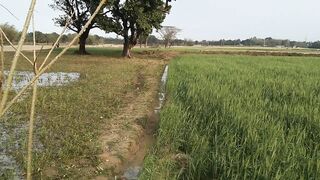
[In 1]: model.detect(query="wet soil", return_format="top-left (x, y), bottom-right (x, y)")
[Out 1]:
top-left (95, 63), bottom-right (168, 180)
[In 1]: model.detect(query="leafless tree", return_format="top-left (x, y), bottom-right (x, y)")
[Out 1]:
top-left (159, 26), bottom-right (181, 48)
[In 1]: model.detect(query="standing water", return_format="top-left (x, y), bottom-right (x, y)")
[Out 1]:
top-left (0, 71), bottom-right (80, 179)
top-left (122, 65), bottom-right (169, 180)
top-left (0, 122), bottom-right (30, 179)
top-left (155, 64), bottom-right (169, 113)
top-left (3, 71), bottom-right (80, 92)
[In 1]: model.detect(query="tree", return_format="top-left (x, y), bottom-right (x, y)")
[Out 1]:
top-left (47, 32), bottom-right (60, 43)
top-left (50, 0), bottom-right (103, 54)
top-left (26, 31), bottom-right (49, 44)
top-left (309, 41), bottom-right (320, 49)
top-left (147, 35), bottom-right (161, 46)
top-left (0, 23), bottom-right (19, 43)
top-left (159, 26), bottom-right (180, 48)
top-left (138, 34), bottom-right (149, 48)
top-left (98, 0), bottom-right (173, 58)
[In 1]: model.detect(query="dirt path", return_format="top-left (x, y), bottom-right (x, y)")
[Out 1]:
top-left (3, 45), bottom-right (53, 52)
top-left (95, 60), bottom-right (165, 179)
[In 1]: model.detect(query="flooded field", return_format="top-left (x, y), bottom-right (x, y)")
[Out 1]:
top-left (0, 71), bottom-right (80, 179)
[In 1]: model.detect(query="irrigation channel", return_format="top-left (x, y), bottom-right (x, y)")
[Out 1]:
top-left (121, 64), bottom-right (169, 180)
top-left (0, 71), bottom-right (80, 179)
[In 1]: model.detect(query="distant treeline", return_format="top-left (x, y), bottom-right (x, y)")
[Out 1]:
top-left (24, 32), bottom-right (124, 45)
top-left (2, 23), bottom-right (320, 49)
top-left (0, 23), bottom-right (123, 45)
top-left (172, 37), bottom-right (320, 49)
top-left (30, 33), bottom-right (320, 49)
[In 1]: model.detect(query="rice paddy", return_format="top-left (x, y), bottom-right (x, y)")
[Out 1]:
top-left (1, 47), bottom-right (320, 179)
top-left (141, 54), bottom-right (320, 179)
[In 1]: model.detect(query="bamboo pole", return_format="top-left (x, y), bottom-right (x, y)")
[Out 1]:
top-left (39, 12), bottom-right (74, 70)
top-left (26, 80), bottom-right (38, 180)
top-left (0, 0), bottom-right (108, 179)
top-left (0, 28), bottom-right (33, 65)
top-left (0, 0), bottom-right (107, 116)
top-left (0, 0), bottom-right (37, 115)
top-left (26, 14), bottom-right (38, 180)
top-left (0, 32), bottom-right (3, 103)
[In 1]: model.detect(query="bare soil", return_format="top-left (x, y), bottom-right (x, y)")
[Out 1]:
top-left (2, 45), bottom-right (52, 52)
top-left (95, 59), bottom-right (166, 179)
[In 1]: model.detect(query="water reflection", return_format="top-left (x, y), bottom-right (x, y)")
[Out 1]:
top-left (3, 71), bottom-right (80, 92)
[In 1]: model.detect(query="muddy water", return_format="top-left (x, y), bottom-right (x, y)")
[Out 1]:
top-left (0, 125), bottom-right (20, 179)
top-left (122, 65), bottom-right (169, 180)
top-left (3, 71), bottom-right (80, 92)
top-left (154, 64), bottom-right (169, 113)
top-left (0, 122), bottom-right (26, 179)
top-left (0, 71), bottom-right (80, 179)
top-left (0, 120), bottom-right (44, 179)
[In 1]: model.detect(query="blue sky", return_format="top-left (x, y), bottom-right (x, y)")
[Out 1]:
top-left (0, 0), bottom-right (320, 41)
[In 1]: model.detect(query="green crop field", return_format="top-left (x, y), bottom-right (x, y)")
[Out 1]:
top-left (141, 55), bottom-right (320, 179)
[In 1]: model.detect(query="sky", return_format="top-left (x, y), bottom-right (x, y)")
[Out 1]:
top-left (0, 0), bottom-right (320, 41)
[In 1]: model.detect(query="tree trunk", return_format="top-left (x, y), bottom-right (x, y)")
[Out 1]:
top-left (77, 30), bottom-right (90, 55)
top-left (145, 36), bottom-right (149, 48)
top-left (165, 39), bottom-right (170, 48)
top-left (122, 36), bottom-right (131, 58)
top-left (78, 36), bottom-right (87, 55)
top-left (139, 36), bottom-right (143, 48)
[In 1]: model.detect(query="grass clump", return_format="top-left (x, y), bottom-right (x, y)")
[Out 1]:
top-left (141, 55), bottom-right (320, 179)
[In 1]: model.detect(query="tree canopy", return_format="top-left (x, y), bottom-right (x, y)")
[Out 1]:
top-left (50, 0), bottom-right (103, 54)
top-left (98, 0), bottom-right (173, 58)
top-left (0, 23), bottom-right (19, 43)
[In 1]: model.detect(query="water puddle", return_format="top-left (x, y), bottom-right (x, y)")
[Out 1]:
top-left (122, 166), bottom-right (142, 180)
top-left (0, 71), bottom-right (79, 179)
top-left (0, 122), bottom-right (26, 179)
top-left (122, 65), bottom-right (169, 180)
top-left (154, 64), bottom-right (169, 113)
top-left (0, 115), bottom-right (44, 179)
top-left (3, 71), bottom-right (80, 92)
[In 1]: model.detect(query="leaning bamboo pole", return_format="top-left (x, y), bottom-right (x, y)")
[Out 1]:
top-left (0, 0), bottom-right (107, 117)
top-left (0, 0), bottom-right (37, 115)
top-left (26, 13), bottom-right (38, 180)
top-left (0, 32), bottom-right (3, 103)
top-left (0, 28), bottom-right (33, 65)
top-left (0, 0), bottom-right (108, 179)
